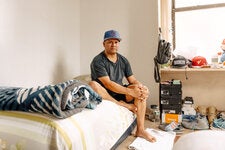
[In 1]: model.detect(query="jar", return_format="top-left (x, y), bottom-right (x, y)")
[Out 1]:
top-left (149, 105), bottom-right (160, 122)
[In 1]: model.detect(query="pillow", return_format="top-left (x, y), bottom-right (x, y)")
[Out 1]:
top-left (74, 74), bottom-right (91, 84)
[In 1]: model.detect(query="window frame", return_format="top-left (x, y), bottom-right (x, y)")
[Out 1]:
top-left (160, 0), bottom-right (225, 50)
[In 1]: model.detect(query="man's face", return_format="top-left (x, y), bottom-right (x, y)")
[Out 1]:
top-left (103, 39), bottom-right (120, 55)
top-left (221, 44), bottom-right (225, 50)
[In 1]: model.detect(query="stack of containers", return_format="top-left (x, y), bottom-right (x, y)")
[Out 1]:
top-left (160, 80), bottom-right (182, 124)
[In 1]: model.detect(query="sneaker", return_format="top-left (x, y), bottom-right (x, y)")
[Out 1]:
top-left (211, 112), bottom-right (225, 130)
top-left (212, 118), bottom-right (225, 130)
top-left (196, 105), bottom-right (208, 116)
top-left (182, 114), bottom-right (209, 130)
top-left (207, 106), bottom-right (217, 124)
top-left (218, 112), bottom-right (225, 120)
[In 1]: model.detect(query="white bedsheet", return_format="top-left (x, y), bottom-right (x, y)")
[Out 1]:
top-left (0, 100), bottom-right (135, 150)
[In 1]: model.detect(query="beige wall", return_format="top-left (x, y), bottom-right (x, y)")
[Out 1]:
top-left (0, 0), bottom-right (159, 107)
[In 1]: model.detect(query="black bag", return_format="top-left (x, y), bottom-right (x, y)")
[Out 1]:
top-left (154, 28), bottom-right (171, 83)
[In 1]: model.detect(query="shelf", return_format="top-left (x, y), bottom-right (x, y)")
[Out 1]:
top-left (160, 67), bottom-right (225, 111)
top-left (160, 67), bottom-right (225, 72)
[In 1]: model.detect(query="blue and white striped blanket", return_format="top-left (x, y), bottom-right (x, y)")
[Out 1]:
top-left (0, 80), bottom-right (102, 118)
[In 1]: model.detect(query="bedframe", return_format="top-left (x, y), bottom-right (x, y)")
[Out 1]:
top-left (0, 79), bottom-right (136, 150)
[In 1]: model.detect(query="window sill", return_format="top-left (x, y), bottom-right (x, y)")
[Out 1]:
top-left (161, 67), bottom-right (225, 72)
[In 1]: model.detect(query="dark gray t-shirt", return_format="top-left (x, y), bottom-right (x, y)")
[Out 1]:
top-left (90, 51), bottom-right (133, 96)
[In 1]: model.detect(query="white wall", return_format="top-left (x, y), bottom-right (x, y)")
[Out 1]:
top-left (80, 0), bottom-right (132, 74)
top-left (0, 0), bottom-right (159, 106)
top-left (80, 0), bottom-right (159, 106)
top-left (0, 0), bottom-right (80, 87)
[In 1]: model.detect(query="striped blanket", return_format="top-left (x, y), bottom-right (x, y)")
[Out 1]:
top-left (0, 80), bottom-right (102, 118)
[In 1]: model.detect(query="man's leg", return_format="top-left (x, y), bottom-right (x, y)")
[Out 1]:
top-left (89, 81), bottom-right (138, 112)
top-left (88, 81), bottom-right (115, 101)
top-left (126, 85), bottom-right (156, 142)
top-left (89, 81), bottom-right (156, 142)
top-left (134, 97), bottom-right (156, 142)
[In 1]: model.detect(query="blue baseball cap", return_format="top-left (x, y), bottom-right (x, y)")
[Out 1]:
top-left (103, 30), bottom-right (122, 42)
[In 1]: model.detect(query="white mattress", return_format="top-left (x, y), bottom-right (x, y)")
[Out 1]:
top-left (0, 100), bottom-right (136, 150)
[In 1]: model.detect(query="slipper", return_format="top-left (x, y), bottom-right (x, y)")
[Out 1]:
top-left (159, 121), bottom-right (183, 132)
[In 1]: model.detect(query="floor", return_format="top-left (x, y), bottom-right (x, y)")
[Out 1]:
top-left (116, 117), bottom-right (193, 150)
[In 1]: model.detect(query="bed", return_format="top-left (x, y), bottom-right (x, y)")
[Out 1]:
top-left (0, 78), bottom-right (136, 150)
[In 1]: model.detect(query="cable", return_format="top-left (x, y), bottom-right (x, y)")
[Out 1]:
top-left (185, 66), bottom-right (188, 80)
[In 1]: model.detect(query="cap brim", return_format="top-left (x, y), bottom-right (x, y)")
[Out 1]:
top-left (104, 37), bottom-right (121, 42)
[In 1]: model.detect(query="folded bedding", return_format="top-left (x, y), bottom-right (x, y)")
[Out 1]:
top-left (0, 80), bottom-right (102, 118)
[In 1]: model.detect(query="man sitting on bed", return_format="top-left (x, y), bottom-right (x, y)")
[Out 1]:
top-left (89, 30), bottom-right (156, 143)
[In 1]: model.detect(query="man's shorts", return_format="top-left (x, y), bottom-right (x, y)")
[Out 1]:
top-left (112, 93), bottom-right (126, 101)
top-left (107, 84), bottom-right (134, 103)
top-left (111, 93), bottom-right (134, 104)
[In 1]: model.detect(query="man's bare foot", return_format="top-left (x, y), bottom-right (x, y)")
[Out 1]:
top-left (136, 130), bottom-right (157, 143)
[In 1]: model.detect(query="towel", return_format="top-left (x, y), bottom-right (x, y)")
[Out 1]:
top-left (128, 128), bottom-right (176, 150)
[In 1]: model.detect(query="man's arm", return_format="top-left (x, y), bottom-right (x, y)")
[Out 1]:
top-left (98, 75), bottom-right (142, 99)
top-left (126, 75), bottom-right (142, 85)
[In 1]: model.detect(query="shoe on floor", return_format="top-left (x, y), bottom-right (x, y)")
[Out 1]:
top-left (182, 114), bottom-right (209, 130)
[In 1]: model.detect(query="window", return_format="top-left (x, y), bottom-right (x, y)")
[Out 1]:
top-left (159, 0), bottom-right (225, 63)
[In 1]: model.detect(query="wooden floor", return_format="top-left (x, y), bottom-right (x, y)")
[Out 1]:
top-left (116, 117), bottom-right (194, 150)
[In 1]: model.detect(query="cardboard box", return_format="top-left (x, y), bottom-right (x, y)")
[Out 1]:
top-left (161, 113), bottom-right (182, 123)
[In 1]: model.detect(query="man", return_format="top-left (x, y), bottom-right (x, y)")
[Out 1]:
top-left (89, 30), bottom-right (156, 142)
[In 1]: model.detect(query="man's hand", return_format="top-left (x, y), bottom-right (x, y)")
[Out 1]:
top-left (127, 84), bottom-right (142, 98)
top-left (139, 85), bottom-right (149, 101)
top-left (127, 84), bottom-right (149, 101)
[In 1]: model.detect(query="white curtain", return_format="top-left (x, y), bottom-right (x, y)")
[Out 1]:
top-left (159, 0), bottom-right (172, 43)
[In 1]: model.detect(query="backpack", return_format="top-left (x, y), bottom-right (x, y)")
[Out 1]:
top-left (154, 29), bottom-right (171, 83)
